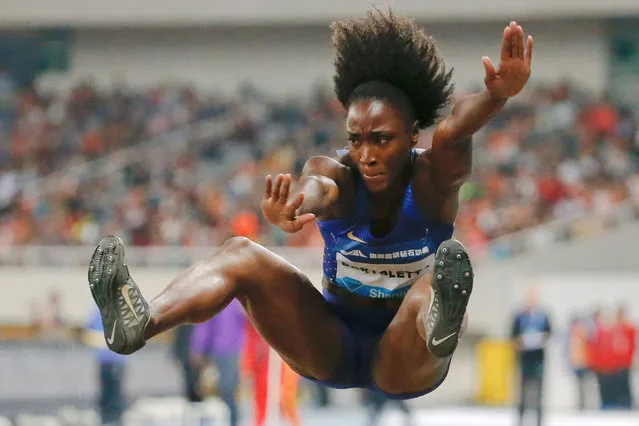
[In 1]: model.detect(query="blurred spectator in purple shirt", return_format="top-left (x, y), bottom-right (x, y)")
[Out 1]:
top-left (190, 299), bottom-right (246, 426)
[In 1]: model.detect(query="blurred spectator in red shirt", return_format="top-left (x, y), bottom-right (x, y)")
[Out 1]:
top-left (589, 309), bottom-right (635, 410)
top-left (613, 307), bottom-right (636, 409)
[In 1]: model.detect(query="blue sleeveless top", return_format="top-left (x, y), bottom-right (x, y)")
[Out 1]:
top-left (317, 158), bottom-right (454, 300)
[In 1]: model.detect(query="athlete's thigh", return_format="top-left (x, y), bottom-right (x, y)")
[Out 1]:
top-left (371, 274), bottom-right (446, 394)
top-left (233, 241), bottom-right (342, 380)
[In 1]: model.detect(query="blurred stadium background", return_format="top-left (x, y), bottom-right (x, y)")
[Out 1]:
top-left (0, 0), bottom-right (638, 425)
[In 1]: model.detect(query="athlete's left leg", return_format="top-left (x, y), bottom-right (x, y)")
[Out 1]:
top-left (372, 239), bottom-right (473, 396)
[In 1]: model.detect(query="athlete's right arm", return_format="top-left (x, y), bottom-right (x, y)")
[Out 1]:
top-left (261, 156), bottom-right (345, 234)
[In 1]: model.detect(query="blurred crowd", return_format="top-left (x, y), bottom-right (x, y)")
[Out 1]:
top-left (0, 80), bottom-right (638, 254)
top-left (460, 85), bottom-right (638, 254)
top-left (0, 78), bottom-right (227, 176)
top-left (0, 81), bottom-right (339, 249)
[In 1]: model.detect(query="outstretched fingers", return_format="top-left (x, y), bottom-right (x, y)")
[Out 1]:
top-left (264, 175), bottom-right (273, 199)
top-left (264, 173), bottom-right (315, 230)
top-left (521, 26), bottom-right (528, 59)
top-left (501, 21), bottom-right (532, 64)
top-left (279, 174), bottom-right (292, 204)
top-left (525, 35), bottom-right (534, 65)
top-left (266, 173), bottom-right (295, 204)
top-left (482, 56), bottom-right (496, 80)
top-left (291, 192), bottom-right (305, 211)
top-left (271, 174), bottom-right (284, 202)
top-left (290, 193), bottom-right (315, 225)
top-left (509, 22), bottom-right (518, 59)
top-left (515, 24), bottom-right (525, 59)
top-left (281, 192), bottom-right (313, 229)
top-left (501, 24), bottom-right (513, 62)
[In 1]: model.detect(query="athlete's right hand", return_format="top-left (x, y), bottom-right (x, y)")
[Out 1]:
top-left (262, 174), bottom-right (316, 233)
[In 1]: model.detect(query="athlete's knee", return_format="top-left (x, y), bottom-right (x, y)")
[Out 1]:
top-left (373, 374), bottom-right (406, 396)
top-left (220, 236), bottom-right (254, 253)
top-left (185, 237), bottom-right (261, 299)
top-left (285, 357), bottom-right (335, 383)
top-left (213, 236), bottom-right (287, 290)
top-left (373, 361), bottom-right (447, 396)
top-left (215, 236), bottom-right (264, 272)
top-left (373, 371), bottom-right (424, 396)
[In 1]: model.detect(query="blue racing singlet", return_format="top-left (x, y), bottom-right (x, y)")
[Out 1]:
top-left (317, 165), bottom-right (454, 300)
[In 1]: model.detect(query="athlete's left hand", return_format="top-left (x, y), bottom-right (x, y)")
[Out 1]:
top-left (262, 173), bottom-right (316, 233)
top-left (482, 21), bottom-right (533, 100)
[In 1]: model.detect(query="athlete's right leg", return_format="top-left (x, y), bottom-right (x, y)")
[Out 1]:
top-left (88, 235), bottom-right (343, 380)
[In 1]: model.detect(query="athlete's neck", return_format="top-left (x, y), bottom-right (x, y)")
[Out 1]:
top-left (368, 166), bottom-right (411, 217)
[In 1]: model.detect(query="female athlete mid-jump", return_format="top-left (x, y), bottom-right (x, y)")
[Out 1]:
top-left (88, 10), bottom-right (532, 398)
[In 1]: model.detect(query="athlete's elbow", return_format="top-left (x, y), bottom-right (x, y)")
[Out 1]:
top-left (320, 176), bottom-right (339, 205)
top-left (305, 175), bottom-right (339, 208)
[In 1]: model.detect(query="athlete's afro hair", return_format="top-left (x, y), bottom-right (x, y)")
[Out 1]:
top-left (331, 8), bottom-right (454, 129)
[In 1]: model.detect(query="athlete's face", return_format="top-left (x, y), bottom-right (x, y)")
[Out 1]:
top-left (346, 99), bottom-right (417, 193)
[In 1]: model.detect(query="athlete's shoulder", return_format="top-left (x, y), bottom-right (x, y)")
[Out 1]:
top-left (410, 148), bottom-right (445, 215)
top-left (302, 155), bottom-right (350, 183)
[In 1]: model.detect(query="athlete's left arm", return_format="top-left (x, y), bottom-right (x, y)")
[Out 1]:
top-left (429, 21), bottom-right (533, 191)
